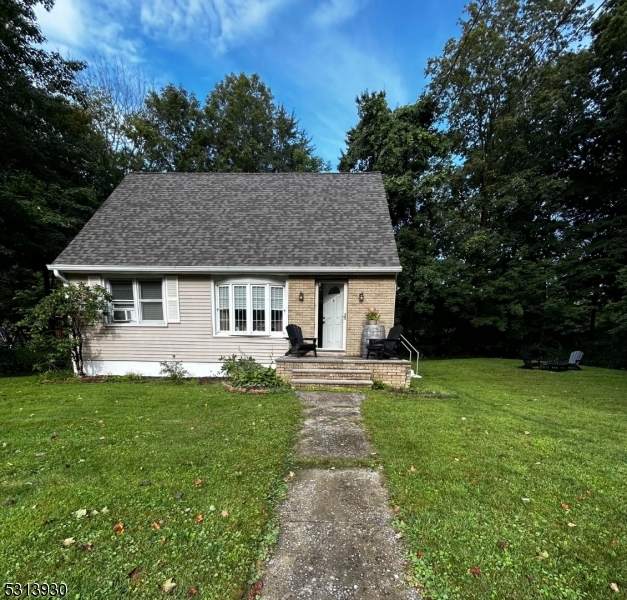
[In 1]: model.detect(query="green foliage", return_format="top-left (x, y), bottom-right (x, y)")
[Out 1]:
top-left (120, 371), bottom-right (143, 382)
top-left (158, 359), bottom-right (188, 382)
top-left (126, 73), bottom-right (330, 174)
top-left (363, 359), bottom-right (627, 599)
top-left (21, 282), bottom-right (112, 376)
top-left (220, 354), bottom-right (285, 389)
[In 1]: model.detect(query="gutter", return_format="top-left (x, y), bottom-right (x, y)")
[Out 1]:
top-left (52, 269), bottom-right (69, 284)
top-left (47, 264), bottom-right (403, 275)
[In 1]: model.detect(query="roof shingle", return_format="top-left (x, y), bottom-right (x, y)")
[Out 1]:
top-left (52, 172), bottom-right (400, 270)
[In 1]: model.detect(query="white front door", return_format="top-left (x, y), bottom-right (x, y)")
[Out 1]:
top-left (322, 283), bottom-right (344, 349)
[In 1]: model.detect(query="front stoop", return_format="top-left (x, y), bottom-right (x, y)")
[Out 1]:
top-left (276, 356), bottom-right (412, 388)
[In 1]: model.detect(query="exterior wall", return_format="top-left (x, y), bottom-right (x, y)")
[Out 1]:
top-left (287, 277), bottom-right (317, 338)
top-left (346, 277), bottom-right (397, 356)
top-left (69, 275), bottom-right (289, 370)
top-left (64, 272), bottom-right (397, 376)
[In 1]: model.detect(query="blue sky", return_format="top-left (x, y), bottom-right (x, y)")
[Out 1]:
top-left (36, 0), bottom-right (469, 168)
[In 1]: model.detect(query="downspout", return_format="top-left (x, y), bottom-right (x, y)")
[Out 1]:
top-left (53, 269), bottom-right (69, 285)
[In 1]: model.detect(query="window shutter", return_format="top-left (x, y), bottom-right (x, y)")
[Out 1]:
top-left (87, 275), bottom-right (102, 287)
top-left (165, 277), bottom-right (180, 323)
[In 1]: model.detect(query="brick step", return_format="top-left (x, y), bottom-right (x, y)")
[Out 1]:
top-left (291, 378), bottom-right (374, 389)
top-left (292, 368), bottom-right (372, 380)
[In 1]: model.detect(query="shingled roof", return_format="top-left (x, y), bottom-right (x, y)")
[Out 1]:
top-left (52, 172), bottom-right (401, 272)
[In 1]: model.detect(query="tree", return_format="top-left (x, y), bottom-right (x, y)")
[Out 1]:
top-left (0, 0), bottom-right (111, 321)
top-left (23, 283), bottom-right (112, 375)
top-left (126, 72), bottom-right (330, 173)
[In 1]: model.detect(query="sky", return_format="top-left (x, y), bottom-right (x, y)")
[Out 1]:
top-left (35, 0), bottom-right (470, 169)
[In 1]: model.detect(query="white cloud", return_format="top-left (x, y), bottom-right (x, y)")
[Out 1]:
top-left (34, 0), bottom-right (85, 50)
top-left (139, 0), bottom-right (292, 53)
top-left (311, 0), bottom-right (368, 28)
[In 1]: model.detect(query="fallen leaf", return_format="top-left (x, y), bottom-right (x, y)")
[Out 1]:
top-left (561, 503), bottom-right (570, 510)
top-left (127, 566), bottom-right (141, 580)
top-left (395, 532), bottom-right (403, 539)
top-left (416, 550), bottom-right (424, 558)
top-left (392, 506), bottom-right (400, 514)
top-left (497, 541), bottom-right (510, 549)
top-left (537, 550), bottom-right (549, 559)
top-left (80, 541), bottom-right (93, 551)
top-left (187, 586), bottom-right (198, 596)
top-left (139, 480), bottom-right (151, 487)
top-left (101, 506), bottom-right (109, 514)
top-left (152, 522), bottom-right (161, 530)
top-left (113, 521), bottom-right (124, 534)
top-left (586, 490), bottom-right (591, 495)
top-left (62, 537), bottom-right (75, 547)
top-left (162, 578), bottom-right (176, 594)
top-left (567, 522), bottom-right (576, 527)
top-left (610, 582), bottom-right (619, 592)
top-left (51, 435), bottom-right (58, 440)
top-left (454, 458), bottom-right (459, 462)
top-left (461, 417), bottom-right (467, 421)
top-left (195, 514), bottom-right (204, 523)
top-left (74, 509), bottom-right (87, 519)
top-left (194, 478), bottom-right (202, 486)
top-left (160, 537), bottom-right (166, 544)
top-left (209, 505), bottom-right (216, 512)
top-left (610, 539), bottom-right (617, 546)
top-left (524, 431), bottom-right (531, 435)
top-left (522, 497), bottom-right (530, 503)
top-left (409, 466), bottom-right (416, 473)
top-left (35, 451), bottom-right (46, 457)
top-left (247, 579), bottom-right (263, 600)
top-left (99, 436), bottom-right (105, 440)
top-left (470, 567), bottom-right (481, 577)
top-left (174, 492), bottom-right (183, 500)
top-left (221, 509), bottom-right (229, 518)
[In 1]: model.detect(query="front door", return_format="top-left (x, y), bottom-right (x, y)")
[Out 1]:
top-left (322, 283), bottom-right (344, 349)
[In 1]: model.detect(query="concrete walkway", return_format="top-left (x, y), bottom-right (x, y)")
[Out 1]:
top-left (261, 391), bottom-right (418, 599)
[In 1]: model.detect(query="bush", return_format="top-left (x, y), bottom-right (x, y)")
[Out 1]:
top-left (220, 354), bottom-right (284, 389)
top-left (159, 359), bottom-right (188, 382)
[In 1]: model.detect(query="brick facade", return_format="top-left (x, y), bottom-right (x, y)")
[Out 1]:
top-left (287, 275), bottom-right (397, 356)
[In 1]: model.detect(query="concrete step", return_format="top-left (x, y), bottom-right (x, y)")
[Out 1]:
top-left (291, 378), bottom-right (374, 389)
top-left (292, 368), bottom-right (372, 380)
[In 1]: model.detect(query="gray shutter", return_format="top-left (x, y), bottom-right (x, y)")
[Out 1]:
top-left (87, 275), bottom-right (102, 287)
top-left (165, 276), bottom-right (180, 323)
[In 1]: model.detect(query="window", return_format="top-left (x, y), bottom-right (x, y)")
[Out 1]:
top-left (108, 279), bottom-right (165, 324)
top-left (215, 282), bottom-right (285, 334)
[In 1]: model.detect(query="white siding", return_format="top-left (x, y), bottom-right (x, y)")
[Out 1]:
top-left (68, 275), bottom-right (288, 363)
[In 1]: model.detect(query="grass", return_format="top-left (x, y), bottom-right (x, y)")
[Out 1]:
top-left (362, 359), bottom-right (627, 600)
top-left (0, 376), bottom-right (301, 599)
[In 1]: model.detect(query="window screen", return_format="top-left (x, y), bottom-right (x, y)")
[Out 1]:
top-left (110, 280), bottom-right (135, 322)
top-left (271, 286), bottom-right (283, 332)
top-left (218, 286), bottom-right (230, 331)
top-left (234, 285), bottom-right (247, 332)
top-left (252, 286), bottom-right (266, 331)
top-left (139, 280), bottom-right (163, 321)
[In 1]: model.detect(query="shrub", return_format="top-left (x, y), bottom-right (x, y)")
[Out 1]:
top-left (220, 354), bottom-right (284, 389)
top-left (159, 359), bottom-right (188, 382)
top-left (121, 371), bottom-right (143, 382)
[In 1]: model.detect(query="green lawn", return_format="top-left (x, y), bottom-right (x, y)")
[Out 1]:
top-left (0, 377), bottom-right (301, 599)
top-left (362, 359), bottom-right (627, 600)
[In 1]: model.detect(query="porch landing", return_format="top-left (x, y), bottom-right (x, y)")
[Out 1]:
top-left (275, 356), bottom-right (412, 389)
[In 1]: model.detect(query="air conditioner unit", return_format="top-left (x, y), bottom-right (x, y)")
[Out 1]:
top-left (112, 309), bottom-right (135, 322)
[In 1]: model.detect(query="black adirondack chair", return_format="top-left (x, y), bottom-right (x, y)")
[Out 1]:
top-left (284, 324), bottom-right (317, 357)
top-left (540, 350), bottom-right (584, 371)
top-left (519, 349), bottom-right (541, 369)
top-left (366, 325), bottom-right (404, 359)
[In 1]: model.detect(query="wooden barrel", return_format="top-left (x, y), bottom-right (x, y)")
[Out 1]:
top-left (361, 324), bottom-right (385, 358)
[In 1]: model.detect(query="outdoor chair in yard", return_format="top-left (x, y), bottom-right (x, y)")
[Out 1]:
top-left (540, 350), bottom-right (584, 372)
top-left (366, 324), bottom-right (404, 360)
top-left (284, 324), bottom-right (318, 357)
top-left (519, 349), bottom-right (542, 369)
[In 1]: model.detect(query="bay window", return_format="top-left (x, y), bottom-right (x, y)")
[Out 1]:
top-left (215, 281), bottom-right (285, 334)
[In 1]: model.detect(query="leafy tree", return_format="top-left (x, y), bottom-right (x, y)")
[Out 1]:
top-left (0, 0), bottom-right (111, 316)
top-left (127, 73), bottom-right (329, 173)
top-left (23, 283), bottom-right (112, 375)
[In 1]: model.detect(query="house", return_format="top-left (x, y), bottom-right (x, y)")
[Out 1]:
top-left (49, 172), bottom-right (411, 386)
